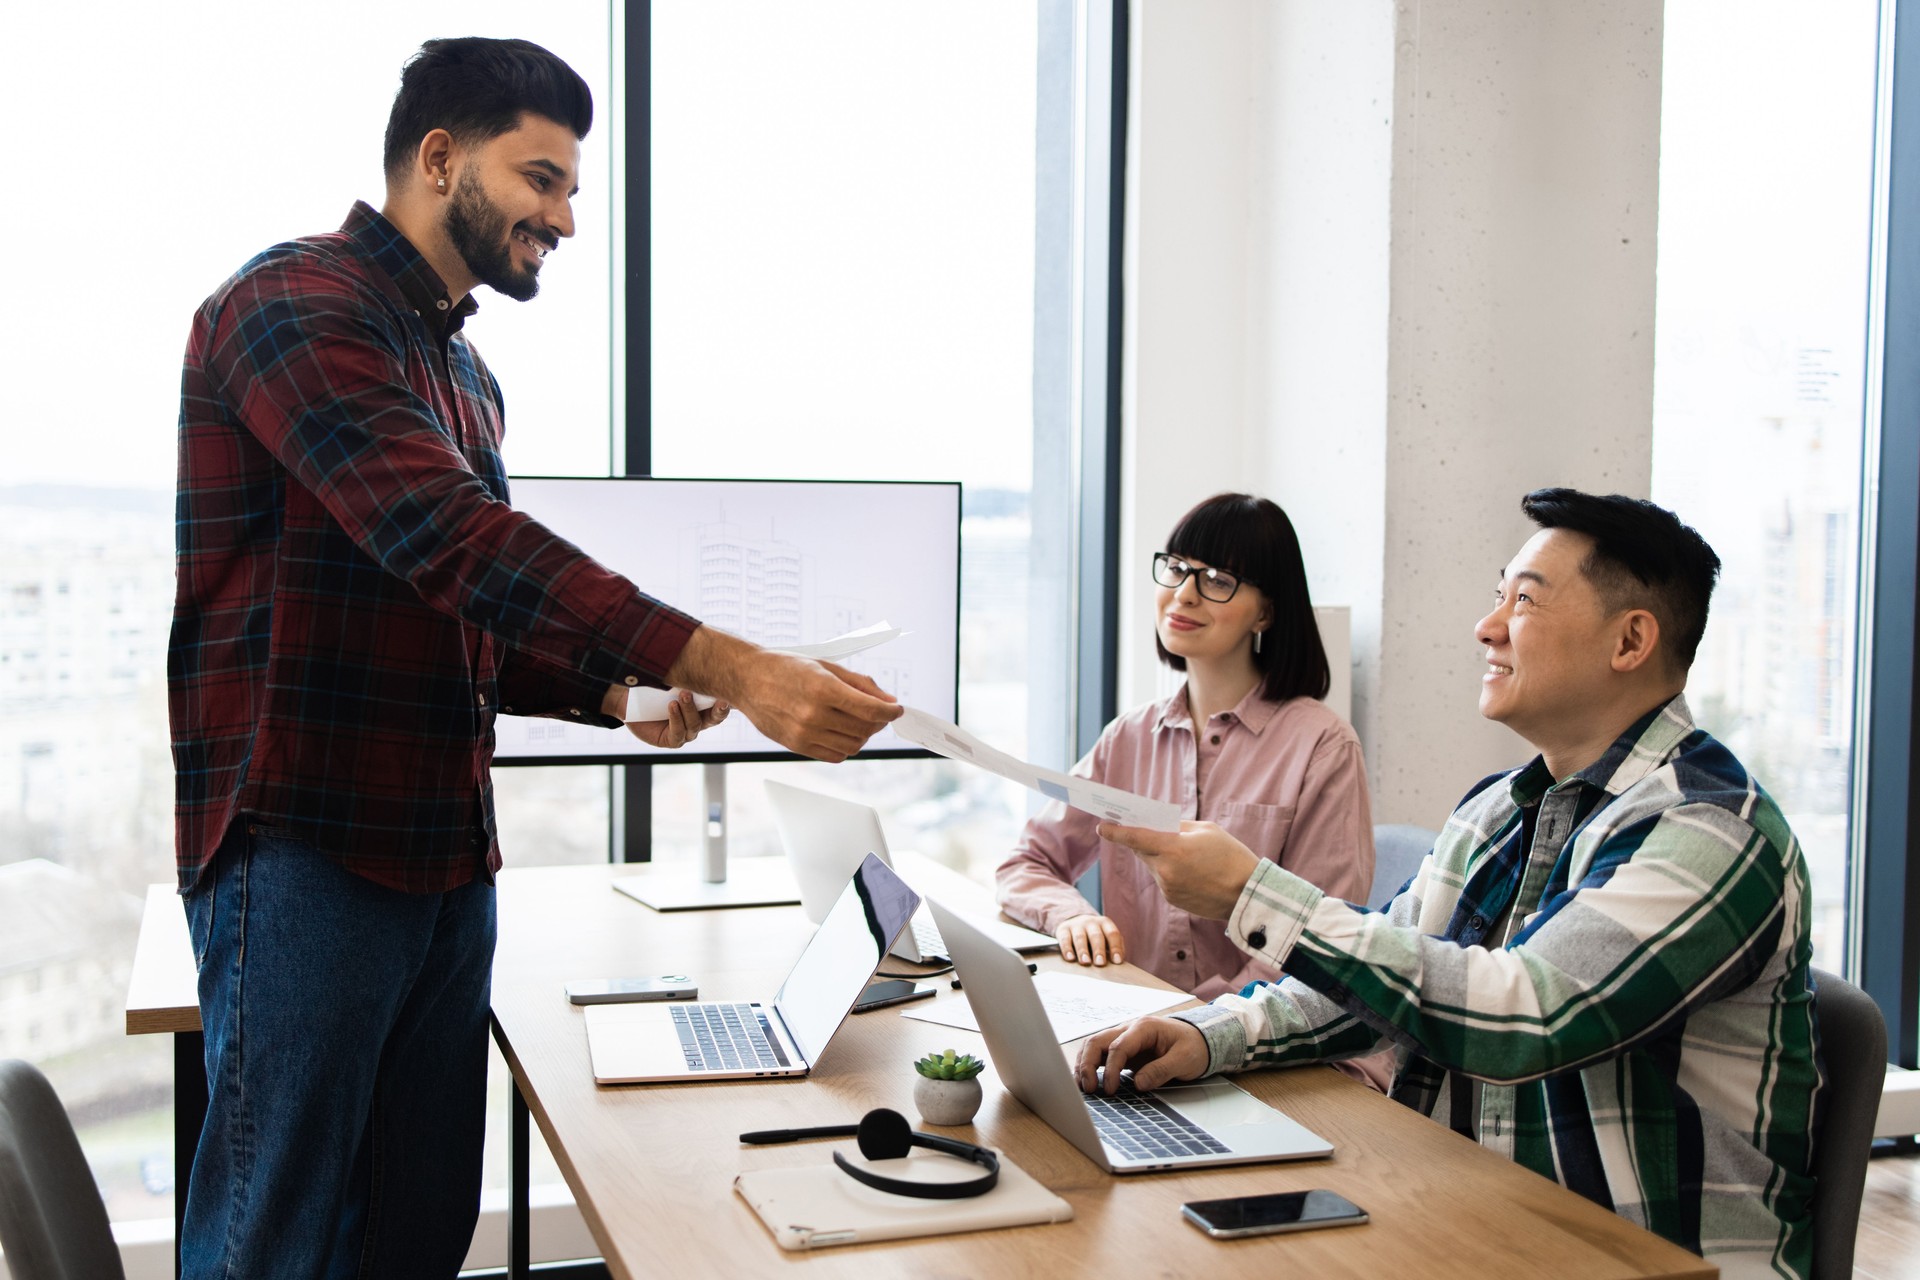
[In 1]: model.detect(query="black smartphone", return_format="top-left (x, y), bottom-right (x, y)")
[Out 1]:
top-left (1180, 1190), bottom-right (1368, 1239)
top-left (565, 976), bottom-right (699, 1005)
top-left (852, 979), bottom-right (937, 1012)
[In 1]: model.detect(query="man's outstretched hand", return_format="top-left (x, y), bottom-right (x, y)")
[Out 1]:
top-left (666, 628), bottom-right (902, 762)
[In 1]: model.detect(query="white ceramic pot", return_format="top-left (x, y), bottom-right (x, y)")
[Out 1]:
top-left (913, 1075), bottom-right (984, 1126)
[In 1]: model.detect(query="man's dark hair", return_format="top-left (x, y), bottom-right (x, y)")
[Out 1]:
top-left (1156, 493), bottom-right (1331, 703)
top-left (1520, 488), bottom-right (1722, 671)
top-left (383, 38), bottom-right (593, 180)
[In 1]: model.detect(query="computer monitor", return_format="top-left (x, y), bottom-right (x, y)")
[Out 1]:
top-left (491, 476), bottom-right (960, 765)
top-left (492, 476), bottom-right (960, 908)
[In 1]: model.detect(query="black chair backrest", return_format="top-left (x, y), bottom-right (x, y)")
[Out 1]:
top-left (1808, 967), bottom-right (1887, 1280)
top-left (0, 1058), bottom-right (127, 1280)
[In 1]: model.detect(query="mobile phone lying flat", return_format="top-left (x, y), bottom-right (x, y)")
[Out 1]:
top-left (1181, 1190), bottom-right (1368, 1239)
top-left (851, 979), bottom-right (937, 1013)
top-left (565, 976), bottom-right (699, 1005)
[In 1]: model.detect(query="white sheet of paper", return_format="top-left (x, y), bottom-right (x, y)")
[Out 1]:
top-left (892, 707), bottom-right (1181, 832)
top-left (625, 623), bottom-right (906, 722)
top-left (900, 972), bottom-right (1189, 1043)
top-left (790, 620), bottom-right (907, 661)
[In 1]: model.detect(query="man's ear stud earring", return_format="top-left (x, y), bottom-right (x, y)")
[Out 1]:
top-left (438, 178), bottom-right (446, 189)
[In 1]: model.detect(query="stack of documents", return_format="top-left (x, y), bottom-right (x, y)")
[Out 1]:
top-left (894, 708), bottom-right (1181, 832)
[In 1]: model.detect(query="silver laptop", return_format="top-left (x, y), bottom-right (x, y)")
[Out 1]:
top-left (584, 854), bottom-right (918, 1084)
top-left (765, 780), bottom-right (1055, 963)
top-left (927, 898), bottom-right (1333, 1171)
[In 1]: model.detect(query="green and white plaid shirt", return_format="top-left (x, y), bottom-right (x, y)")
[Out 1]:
top-left (1175, 695), bottom-right (1820, 1279)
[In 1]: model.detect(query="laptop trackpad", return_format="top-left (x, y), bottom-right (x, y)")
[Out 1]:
top-left (1154, 1079), bottom-right (1332, 1155)
top-left (584, 1004), bottom-right (706, 1081)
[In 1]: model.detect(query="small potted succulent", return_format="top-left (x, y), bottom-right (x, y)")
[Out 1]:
top-left (913, 1048), bottom-right (986, 1126)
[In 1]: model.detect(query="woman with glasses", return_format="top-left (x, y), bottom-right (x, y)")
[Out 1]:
top-left (996, 492), bottom-right (1377, 1014)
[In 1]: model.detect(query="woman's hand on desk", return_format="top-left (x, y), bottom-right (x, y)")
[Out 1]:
top-left (1056, 913), bottom-right (1126, 967)
top-left (1075, 1016), bottom-right (1209, 1094)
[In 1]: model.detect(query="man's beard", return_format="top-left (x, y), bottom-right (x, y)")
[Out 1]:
top-left (446, 169), bottom-right (541, 301)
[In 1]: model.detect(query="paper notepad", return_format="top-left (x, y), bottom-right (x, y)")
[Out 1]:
top-left (734, 1151), bottom-right (1071, 1250)
top-left (900, 971), bottom-right (1189, 1043)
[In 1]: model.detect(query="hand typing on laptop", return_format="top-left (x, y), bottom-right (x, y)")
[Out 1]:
top-left (1076, 1017), bottom-right (1211, 1095)
top-left (931, 898), bottom-right (1332, 1171)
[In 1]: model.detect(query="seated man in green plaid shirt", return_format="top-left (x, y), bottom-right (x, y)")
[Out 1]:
top-left (1079, 488), bottom-right (1820, 1280)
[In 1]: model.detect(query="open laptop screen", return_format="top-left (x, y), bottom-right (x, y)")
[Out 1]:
top-left (772, 854), bottom-right (918, 1064)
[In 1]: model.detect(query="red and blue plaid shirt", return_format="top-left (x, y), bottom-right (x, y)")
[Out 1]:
top-left (171, 203), bottom-right (697, 894)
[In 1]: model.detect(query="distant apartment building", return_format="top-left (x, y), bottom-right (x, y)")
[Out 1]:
top-left (0, 493), bottom-right (174, 877)
top-left (0, 859), bottom-right (143, 1060)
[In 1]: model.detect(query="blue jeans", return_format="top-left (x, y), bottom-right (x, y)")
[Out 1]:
top-left (180, 823), bottom-right (497, 1279)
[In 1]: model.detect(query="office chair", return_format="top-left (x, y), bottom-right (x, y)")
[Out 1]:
top-left (1807, 967), bottom-right (1886, 1280)
top-left (1369, 824), bottom-right (1437, 908)
top-left (0, 1058), bottom-right (126, 1280)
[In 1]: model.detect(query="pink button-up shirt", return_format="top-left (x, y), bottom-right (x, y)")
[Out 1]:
top-left (996, 684), bottom-right (1375, 1002)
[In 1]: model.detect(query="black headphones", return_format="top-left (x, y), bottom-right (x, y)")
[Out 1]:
top-left (739, 1108), bottom-right (999, 1200)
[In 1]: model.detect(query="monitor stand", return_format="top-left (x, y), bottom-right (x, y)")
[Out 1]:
top-left (612, 763), bottom-right (802, 912)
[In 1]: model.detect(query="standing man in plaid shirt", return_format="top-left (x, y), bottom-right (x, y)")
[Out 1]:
top-left (170, 37), bottom-right (901, 1278)
top-left (1077, 490), bottom-right (1821, 1279)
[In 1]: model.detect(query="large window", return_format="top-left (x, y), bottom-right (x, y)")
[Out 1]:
top-left (1651, 0), bottom-right (1881, 974)
top-left (643, 2), bottom-right (1073, 883)
top-left (0, 1), bottom-right (1106, 1270)
top-left (0, 0), bottom-right (614, 1257)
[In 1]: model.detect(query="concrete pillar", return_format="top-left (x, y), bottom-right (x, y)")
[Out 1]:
top-left (1124, 0), bottom-right (1665, 821)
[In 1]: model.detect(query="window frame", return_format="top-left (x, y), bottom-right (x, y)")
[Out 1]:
top-left (608, 0), bottom-right (1130, 860)
top-left (1857, 0), bottom-right (1920, 1071)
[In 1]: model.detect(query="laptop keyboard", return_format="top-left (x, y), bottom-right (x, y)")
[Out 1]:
top-left (1085, 1084), bottom-right (1231, 1160)
top-left (670, 1003), bottom-right (791, 1072)
top-left (912, 918), bottom-right (948, 959)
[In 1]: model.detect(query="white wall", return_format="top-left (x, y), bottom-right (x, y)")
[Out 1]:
top-left (1124, 0), bottom-right (1665, 822)
top-left (1241, 0), bottom-right (1396, 787)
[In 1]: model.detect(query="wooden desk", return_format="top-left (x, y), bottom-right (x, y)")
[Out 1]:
top-left (126, 885), bottom-right (200, 1037)
top-left (490, 863), bottom-right (1716, 1279)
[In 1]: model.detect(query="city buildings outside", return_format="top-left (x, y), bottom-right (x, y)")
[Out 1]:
top-left (1651, 0), bottom-right (1878, 972)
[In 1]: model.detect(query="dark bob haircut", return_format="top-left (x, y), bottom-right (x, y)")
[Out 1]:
top-left (1155, 493), bottom-right (1330, 703)
top-left (1520, 488), bottom-right (1722, 671)
top-left (383, 37), bottom-right (593, 181)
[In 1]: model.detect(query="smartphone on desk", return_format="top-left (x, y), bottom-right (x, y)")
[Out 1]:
top-left (1181, 1190), bottom-right (1368, 1239)
top-left (565, 976), bottom-right (698, 1005)
top-left (851, 979), bottom-right (937, 1012)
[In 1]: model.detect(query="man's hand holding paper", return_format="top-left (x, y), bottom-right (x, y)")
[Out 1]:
top-left (660, 624), bottom-right (904, 763)
top-left (607, 685), bottom-right (732, 749)
top-left (628, 623), bottom-right (907, 723)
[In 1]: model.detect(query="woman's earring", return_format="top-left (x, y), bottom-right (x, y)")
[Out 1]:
top-left (1254, 630), bottom-right (1264, 655)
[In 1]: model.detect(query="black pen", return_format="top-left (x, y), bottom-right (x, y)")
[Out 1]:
top-left (951, 962), bottom-right (1037, 990)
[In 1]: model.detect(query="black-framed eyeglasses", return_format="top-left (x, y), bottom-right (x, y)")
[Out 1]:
top-left (1152, 553), bottom-right (1245, 603)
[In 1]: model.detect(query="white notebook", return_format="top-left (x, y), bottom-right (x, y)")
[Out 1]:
top-left (734, 1151), bottom-right (1071, 1250)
